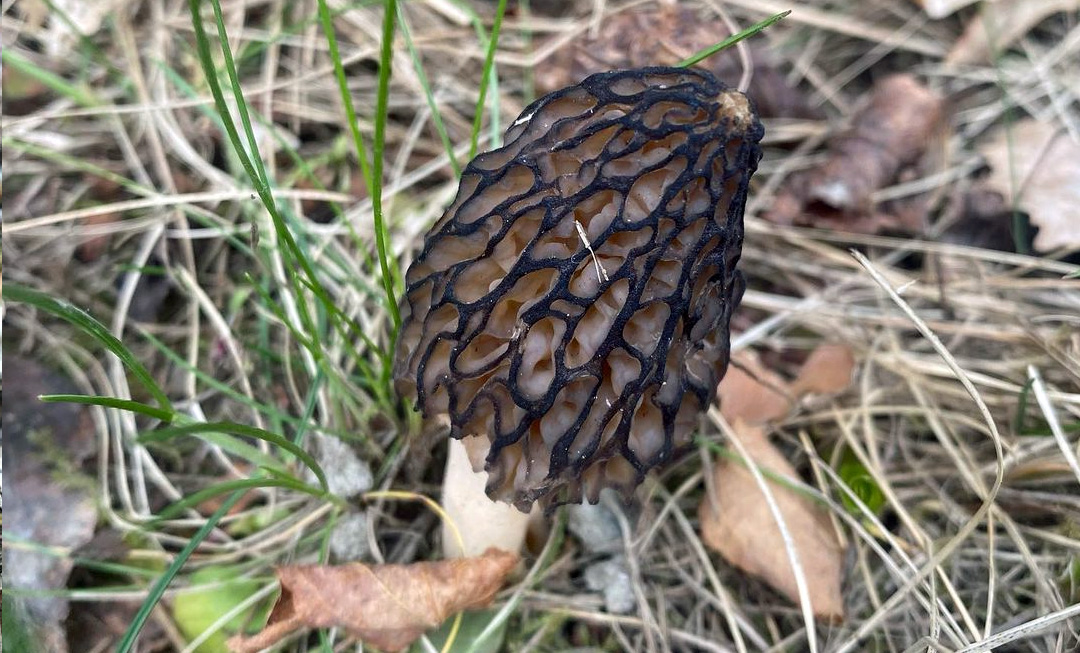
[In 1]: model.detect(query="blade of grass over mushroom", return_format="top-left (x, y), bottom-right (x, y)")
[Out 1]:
top-left (140, 422), bottom-right (329, 491)
top-left (467, 0), bottom-right (509, 160)
top-left (116, 491), bottom-right (246, 653)
top-left (676, 10), bottom-right (791, 68)
top-left (4, 283), bottom-right (174, 415)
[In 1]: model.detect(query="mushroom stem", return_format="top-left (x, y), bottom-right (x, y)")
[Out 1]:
top-left (441, 437), bottom-right (533, 558)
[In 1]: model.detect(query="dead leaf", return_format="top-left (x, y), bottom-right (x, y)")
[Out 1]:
top-left (535, 4), bottom-right (820, 120)
top-left (719, 344), bottom-right (856, 424)
top-left (978, 118), bottom-right (1080, 251)
top-left (791, 344), bottom-right (856, 396)
top-left (704, 345), bottom-right (854, 620)
top-left (228, 549), bottom-right (518, 653)
top-left (946, 0), bottom-right (1080, 65)
top-left (768, 74), bottom-right (944, 234)
top-left (699, 420), bottom-right (845, 622)
top-left (719, 352), bottom-right (793, 425)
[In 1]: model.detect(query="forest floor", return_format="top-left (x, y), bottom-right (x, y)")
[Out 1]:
top-left (2, 0), bottom-right (1079, 652)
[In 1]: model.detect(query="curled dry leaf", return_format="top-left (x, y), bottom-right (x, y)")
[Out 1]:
top-left (977, 118), bottom-right (1080, 252)
top-left (699, 420), bottom-right (845, 622)
top-left (228, 548), bottom-right (518, 653)
top-left (768, 74), bottom-right (944, 234)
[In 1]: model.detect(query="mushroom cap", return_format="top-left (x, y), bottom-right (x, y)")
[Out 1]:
top-left (395, 67), bottom-right (763, 512)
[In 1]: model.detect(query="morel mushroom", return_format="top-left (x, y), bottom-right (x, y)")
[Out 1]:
top-left (396, 67), bottom-right (763, 517)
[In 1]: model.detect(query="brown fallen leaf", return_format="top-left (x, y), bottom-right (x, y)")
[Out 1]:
top-left (719, 352), bottom-right (794, 425)
top-left (791, 344), bottom-right (857, 397)
top-left (719, 344), bottom-right (856, 425)
top-left (699, 420), bottom-right (845, 623)
top-left (703, 344), bottom-right (854, 621)
top-left (946, 0), bottom-right (1080, 65)
top-left (768, 74), bottom-right (944, 234)
top-left (978, 118), bottom-right (1080, 252)
top-left (535, 4), bottom-right (820, 120)
top-left (228, 548), bottom-right (518, 653)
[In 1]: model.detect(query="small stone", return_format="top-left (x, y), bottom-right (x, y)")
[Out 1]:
top-left (567, 491), bottom-right (623, 554)
top-left (329, 511), bottom-right (371, 562)
top-left (584, 555), bottom-right (635, 614)
top-left (307, 433), bottom-right (373, 500)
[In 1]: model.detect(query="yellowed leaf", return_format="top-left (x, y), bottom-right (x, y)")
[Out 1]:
top-left (228, 549), bottom-right (518, 653)
top-left (699, 421), bottom-right (845, 622)
top-left (979, 118), bottom-right (1080, 251)
top-left (946, 0), bottom-right (1080, 65)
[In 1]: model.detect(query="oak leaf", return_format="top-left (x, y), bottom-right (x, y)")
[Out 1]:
top-left (228, 548), bottom-right (518, 653)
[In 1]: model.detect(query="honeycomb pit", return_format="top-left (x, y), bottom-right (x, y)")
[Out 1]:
top-left (395, 67), bottom-right (763, 512)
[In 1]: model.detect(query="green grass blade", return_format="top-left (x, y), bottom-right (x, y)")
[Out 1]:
top-left (142, 421), bottom-right (328, 491)
top-left (142, 427), bottom-right (287, 476)
top-left (39, 394), bottom-right (174, 423)
top-left (189, 0), bottom-right (332, 332)
top-left (372, 0), bottom-right (403, 332)
top-left (677, 10), bottom-right (791, 68)
top-left (4, 284), bottom-right (174, 415)
top-left (316, 0), bottom-right (376, 196)
top-left (116, 492), bottom-right (246, 653)
top-left (1, 49), bottom-right (100, 108)
top-left (399, 11), bottom-right (461, 177)
top-left (467, 0), bottom-right (508, 160)
top-left (154, 477), bottom-right (331, 522)
top-left (205, 0), bottom-right (268, 188)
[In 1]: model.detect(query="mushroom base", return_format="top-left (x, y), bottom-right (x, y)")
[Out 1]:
top-left (441, 436), bottom-right (535, 558)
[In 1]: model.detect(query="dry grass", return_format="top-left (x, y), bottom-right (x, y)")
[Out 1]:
top-left (3, 0), bottom-right (1079, 651)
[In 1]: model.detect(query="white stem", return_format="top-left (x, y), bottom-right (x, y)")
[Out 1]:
top-left (441, 437), bottom-right (533, 558)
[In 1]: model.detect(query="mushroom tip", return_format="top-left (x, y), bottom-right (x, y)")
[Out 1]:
top-left (394, 66), bottom-right (762, 512)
